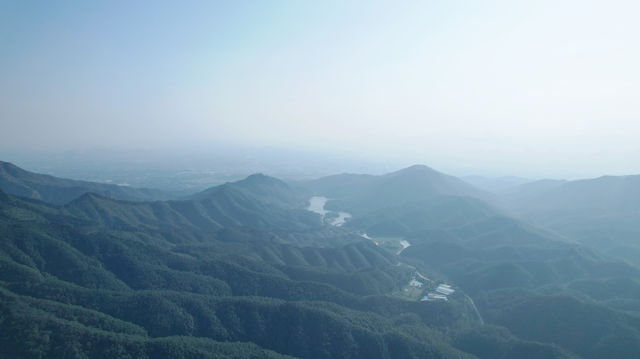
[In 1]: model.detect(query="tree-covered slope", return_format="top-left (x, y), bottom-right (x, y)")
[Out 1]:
top-left (60, 173), bottom-right (320, 234)
top-left (304, 165), bottom-right (491, 214)
top-left (297, 168), bottom-right (640, 359)
top-left (3, 162), bottom-right (640, 358)
top-left (0, 160), bottom-right (172, 205)
top-left (0, 191), bottom-right (487, 359)
top-left (505, 174), bottom-right (640, 266)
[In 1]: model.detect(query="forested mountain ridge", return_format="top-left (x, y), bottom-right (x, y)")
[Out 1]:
top-left (2, 163), bottom-right (640, 358)
top-left (53, 172), bottom-right (321, 235)
top-left (504, 174), bottom-right (640, 266)
top-left (507, 174), bottom-right (640, 214)
top-left (191, 173), bottom-right (309, 207)
top-left (0, 189), bottom-right (483, 358)
top-left (301, 165), bottom-right (640, 359)
top-left (0, 160), bottom-right (172, 205)
top-left (303, 164), bottom-right (492, 214)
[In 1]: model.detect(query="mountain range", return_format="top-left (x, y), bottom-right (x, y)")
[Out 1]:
top-left (304, 164), bottom-right (492, 214)
top-left (1, 160), bottom-right (640, 359)
top-left (0, 160), bottom-right (172, 205)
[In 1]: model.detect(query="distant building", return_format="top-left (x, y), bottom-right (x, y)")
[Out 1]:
top-left (435, 284), bottom-right (455, 296)
top-left (421, 293), bottom-right (448, 302)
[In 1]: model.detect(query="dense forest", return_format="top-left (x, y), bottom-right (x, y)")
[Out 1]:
top-left (1, 162), bottom-right (639, 358)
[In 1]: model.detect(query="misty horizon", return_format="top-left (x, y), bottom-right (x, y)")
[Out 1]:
top-left (1, 144), bottom-right (638, 183)
top-left (2, 0), bottom-right (640, 179)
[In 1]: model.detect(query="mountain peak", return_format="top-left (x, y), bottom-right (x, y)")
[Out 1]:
top-left (235, 173), bottom-right (291, 188)
top-left (0, 160), bottom-right (27, 176)
top-left (190, 173), bottom-right (295, 202)
top-left (405, 164), bottom-right (436, 172)
top-left (407, 164), bottom-right (433, 170)
top-left (231, 173), bottom-right (281, 187)
top-left (244, 173), bottom-right (272, 181)
top-left (385, 164), bottom-right (440, 178)
top-left (0, 160), bottom-right (17, 168)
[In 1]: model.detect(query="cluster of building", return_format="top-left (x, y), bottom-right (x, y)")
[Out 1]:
top-left (421, 283), bottom-right (455, 302)
top-left (401, 273), bottom-right (457, 303)
top-left (408, 279), bottom-right (423, 288)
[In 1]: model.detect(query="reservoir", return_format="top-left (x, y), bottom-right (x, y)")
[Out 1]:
top-left (307, 196), bottom-right (351, 227)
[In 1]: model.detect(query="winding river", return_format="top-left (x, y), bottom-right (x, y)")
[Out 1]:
top-left (306, 197), bottom-right (482, 323)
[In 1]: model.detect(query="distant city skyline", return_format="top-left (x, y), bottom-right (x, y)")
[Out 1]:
top-left (2, 0), bottom-right (639, 178)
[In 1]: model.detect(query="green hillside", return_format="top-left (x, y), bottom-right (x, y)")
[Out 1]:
top-left (304, 165), bottom-right (491, 214)
top-left (2, 163), bottom-right (640, 358)
top-left (0, 160), bottom-right (172, 205)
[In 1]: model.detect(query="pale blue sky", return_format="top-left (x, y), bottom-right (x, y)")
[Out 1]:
top-left (1, 0), bottom-right (639, 177)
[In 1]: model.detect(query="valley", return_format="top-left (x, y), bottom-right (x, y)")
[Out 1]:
top-left (1, 161), bottom-right (639, 359)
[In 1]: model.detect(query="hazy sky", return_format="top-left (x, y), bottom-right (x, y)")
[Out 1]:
top-left (1, 0), bottom-right (639, 178)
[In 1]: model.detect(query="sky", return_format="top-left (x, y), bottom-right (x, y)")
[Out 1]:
top-left (1, 0), bottom-right (639, 178)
